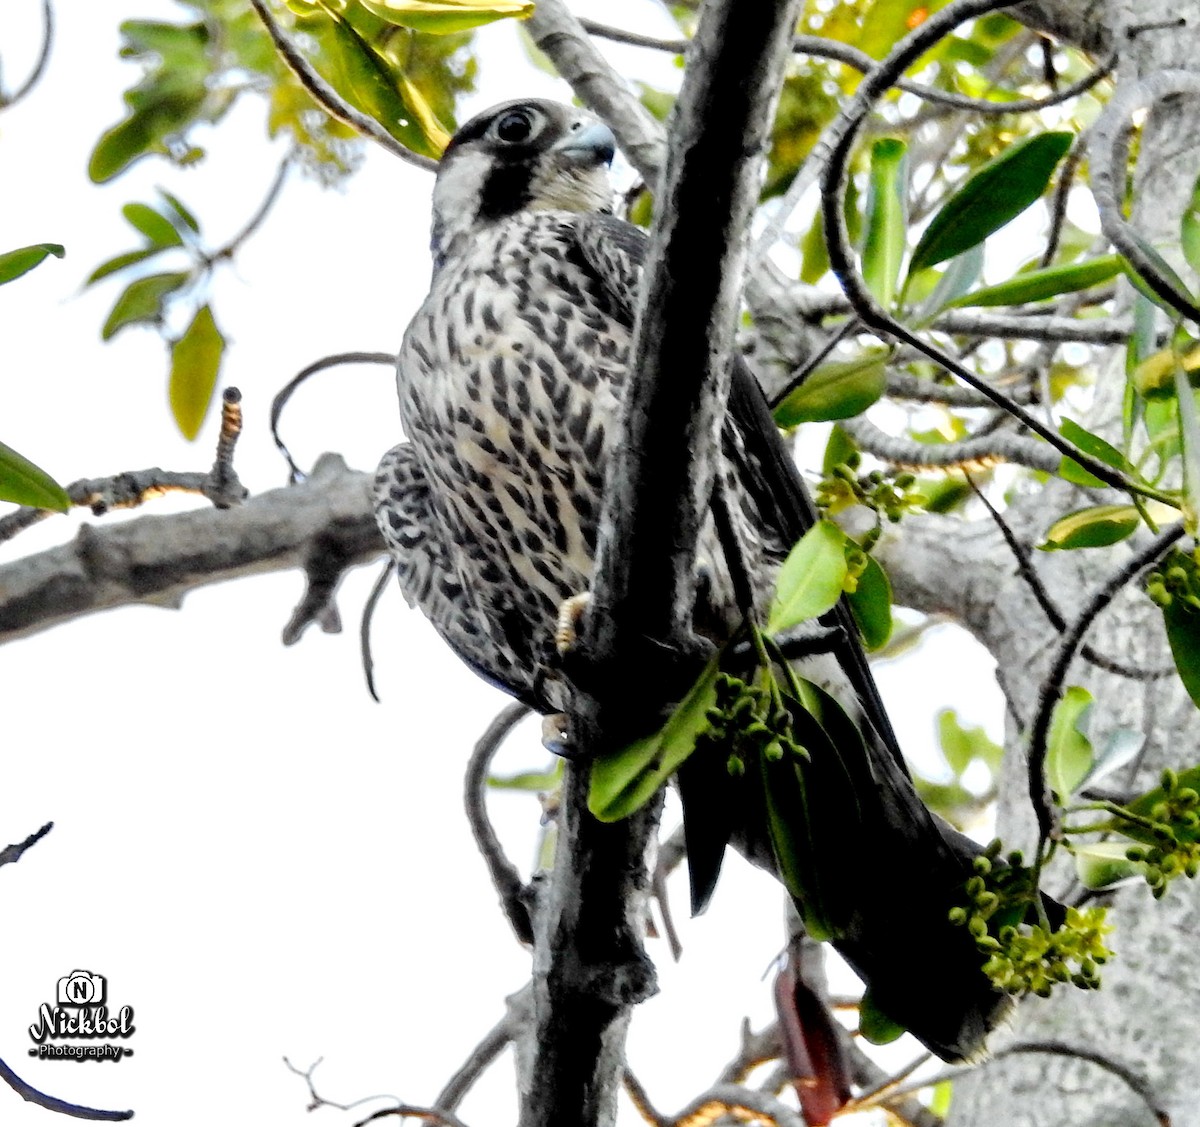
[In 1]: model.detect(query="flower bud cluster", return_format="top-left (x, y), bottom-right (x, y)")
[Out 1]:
top-left (1121, 768), bottom-right (1200, 899)
top-left (949, 841), bottom-right (1113, 998)
top-left (1145, 547), bottom-right (1200, 612)
top-left (816, 454), bottom-right (920, 530)
top-left (702, 671), bottom-right (805, 775)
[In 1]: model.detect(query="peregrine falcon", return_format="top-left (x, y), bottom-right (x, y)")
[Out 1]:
top-left (374, 99), bottom-right (1023, 1062)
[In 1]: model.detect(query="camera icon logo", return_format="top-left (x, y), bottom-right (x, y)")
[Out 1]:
top-left (56, 971), bottom-right (106, 1006)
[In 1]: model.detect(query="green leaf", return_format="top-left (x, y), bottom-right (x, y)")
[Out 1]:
top-left (1045, 685), bottom-right (1094, 802)
top-left (773, 350), bottom-right (888, 427)
top-left (357, 0), bottom-right (533, 33)
top-left (0, 439), bottom-right (71, 512)
top-left (821, 423), bottom-right (858, 476)
top-left (101, 271), bottom-right (189, 340)
top-left (911, 243), bottom-right (984, 324)
top-left (1058, 416), bottom-right (1135, 488)
top-left (158, 189), bottom-right (201, 235)
top-left (948, 254), bottom-right (1124, 309)
top-left (1184, 170), bottom-right (1200, 278)
top-left (1163, 597), bottom-right (1200, 710)
top-left (169, 304), bottom-right (224, 440)
top-left (85, 246), bottom-right (163, 287)
top-left (938, 709), bottom-right (1003, 776)
top-left (122, 202), bottom-right (184, 248)
top-left (846, 554), bottom-right (892, 650)
top-left (488, 761), bottom-right (562, 791)
top-left (1074, 841), bottom-right (1148, 891)
top-left (588, 655), bottom-right (721, 822)
top-left (292, 1), bottom-right (450, 156)
top-left (908, 131), bottom-right (1073, 275)
top-left (1120, 231), bottom-right (1199, 319)
top-left (861, 138), bottom-right (908, 308)
top-left (767, 520), bottom-right (849, 634)
top-left (1039, 505), bottom-right (1141, 551)
top-left (0, 243), bottom-right (65, 286)
top-left (858, 989), bottom-right (905, 1046)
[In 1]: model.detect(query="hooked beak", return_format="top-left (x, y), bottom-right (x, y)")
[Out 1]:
top-left (552, 120), bottom-right (617, 168)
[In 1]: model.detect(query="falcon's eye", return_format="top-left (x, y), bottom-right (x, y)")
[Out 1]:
top-left (492, 108), bottom-right (539, 145)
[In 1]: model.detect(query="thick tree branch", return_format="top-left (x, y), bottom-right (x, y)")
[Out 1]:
top-left (521, 2), bottom-right (803, 1124)
top-left (0, 454), bottom-right (379, 644)
top-left (525, 0), bottom-right (666, 183)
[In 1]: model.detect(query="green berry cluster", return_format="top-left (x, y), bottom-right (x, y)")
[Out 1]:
top-left (816, 455), bottom-right (921, 537)
top-left (1120, 768), bottom-right (1200, 899)
top-left (1145, 548), bottom-right (1200, 612)
top-left (949, 842), bottom-right (1112, 997)
top-left (702, 671), bottom-right (806, 775)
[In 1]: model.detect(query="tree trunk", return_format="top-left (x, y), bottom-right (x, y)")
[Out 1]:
top-left (884, 3), bottom-right (1200, 1121)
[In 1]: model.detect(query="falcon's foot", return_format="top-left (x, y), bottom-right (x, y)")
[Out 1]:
top-left (541, 712), bottom-right (571, 757)
top-left (554, 592), bottom-right (592, 655)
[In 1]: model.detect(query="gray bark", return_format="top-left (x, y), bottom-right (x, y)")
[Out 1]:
top-left (884, 4), bottom-right (1200, 1121)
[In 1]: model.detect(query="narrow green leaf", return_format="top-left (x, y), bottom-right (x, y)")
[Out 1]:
top-left (1120, 230), bottom-right (1200, 320)
top-left (588, 655), bottom-right (721, 822)
top-left (846, 554), bottom-right (892, 650)
top-left (0, 439), bottom-right (71, 512)
top-left (123, 203), bottom-right (184, 248)
top-left (1163, 597), bottom-right (1200, 710)
top-left (169, 304), bottom-right (224, 440)
top-left (85, 246), bottom-right (162, 287)
top-left (488, 761), bottom-right (562, 791)
top-left (0, 243), bottom-right (65, 286)
top-left (1058, 417), bottom-right (1135, 489)
top-left (1184, 170), bottom-right (1200, 279)
top-left (767, 521), bottom-right (849, 634)
top-left (821, 423), bottom-right (858, 476)
top-left (800, 206), bottom-right (830, 285)
top-left (1074, 841), bottom-right (1148, 891)
top-left (1045, 685), bottom-right (1094, 802)
top-left (911, 243), bottom-right (984, 324)
top-left (773, 351), bottom-right (887, 427)
top-left (101, 271), bottom-right (189, 340)
top-left (158, 189), bottom-right (201, 235)
top-left (861, 138), bottom-right (908, 308)
top-left (1039, 505), bottom-right (1140, 551)
top-left (908, 132), bottom-right (1073, 274)
top-left (949, 255), bottom-right (1124, 309)
top-left (357, 0), bottom-right (533, 32)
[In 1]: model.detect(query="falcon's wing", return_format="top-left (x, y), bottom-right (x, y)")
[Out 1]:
top-left (570, 214), bottom-right (907, 772)
top-left (374, 443), bottom-right (543, 707)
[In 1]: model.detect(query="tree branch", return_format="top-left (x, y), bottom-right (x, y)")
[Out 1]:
top-left (522, 2), bottom-right (803, 1123)
top-left (525, 0), bottom-right (666, 183)
top-left (0, 821), bottom-right (52, 871)
top-left (0, 454), bottom-right (379, 645)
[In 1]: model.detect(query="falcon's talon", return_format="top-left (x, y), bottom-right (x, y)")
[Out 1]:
top-left (555, 592), bottom-right (592, 656)
top-left (541, 712), bottom-right (570, 754)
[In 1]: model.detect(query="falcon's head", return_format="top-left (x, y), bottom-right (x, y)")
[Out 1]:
top-left (430, 99), bottom-right (617, 264)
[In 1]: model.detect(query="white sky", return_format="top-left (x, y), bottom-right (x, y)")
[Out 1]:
top-left (0, 3), bottom-right (1004, 1124)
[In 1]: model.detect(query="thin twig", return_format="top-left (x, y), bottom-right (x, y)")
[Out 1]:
top-left (0, 1055), bottom-right (131, 1121)
top-left (716, 1019), bottom-right (782, 1085)
top-left (247, 0), bottom-right (437, 172)
top-left (433, 1013), bottom-right (515, 1111)
top-left (966, 475), bottom-right (1175, 681)
top-left (210, 155), bottom-right (293, 263)
top-left (671, 1084), bottom-right (806, 1127)
top-left (270, 351), bottom-right (396, 483)
top-left (622, 1068), bottom-right (668, 1127)
top-left (768, 318), bottom-right (859, 409)
top-left (815, 0), bottom-right (1164, 498)
top-left (465, 702), bottom-right (534, 944)
top-left (577, 20), bottom-right (1114, 116)
top-left (1027, 524), bottom-right (1186, 844)
top-left (354, 1108), bottom-right (470, 1127)
top-left (1089, 71), bottom-right (1200, 325)
top-left (1039, 143), bottom-right (1084, 269)
top-left (0, 0), bottom-right (54, 110)
top-left (360, 558), bottom-right (394, 702)
top-left (0, 821), bottom-right (52, 869)
top-left (283, 1055), bottom-right (404, 1114)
